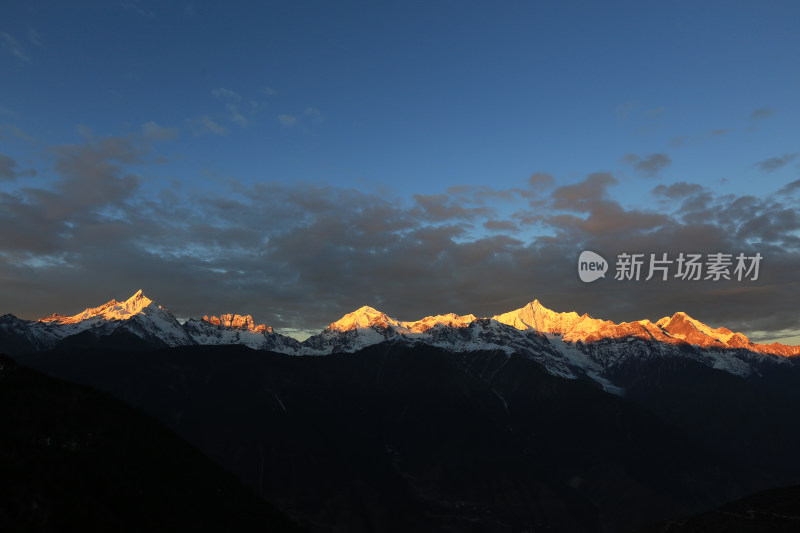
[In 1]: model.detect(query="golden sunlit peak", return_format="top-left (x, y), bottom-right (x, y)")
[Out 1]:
top-left (202, 314), bottom-right (271, 333)
top-left (123, 289), bottom-right (153, 310)
top-left (328, 306), bottom-right (397, 332)
top-left (37, 290), bottom-right (156, 325)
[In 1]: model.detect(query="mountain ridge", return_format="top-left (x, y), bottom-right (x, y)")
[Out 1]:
top-left (2, 290), bottom-right (797, 392)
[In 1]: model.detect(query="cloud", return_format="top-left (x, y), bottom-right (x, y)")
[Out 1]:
top-left (141, 121), bottom-right (178, 141)
top-left (27, 27), bottom-right (43, 48)
top-left (276, 107), bottom-right (325, 127)
top-left (777, 179), bottom-right (800, 196)
top-left (0, 153), bottom-right (17, 180)
top-left (622, 153), bottom-right (672, 177)
top-left (1, 144), bottom-right (799, 341)
top-left (750, 108), bottom-right (778, 120)
top-left (615, 101), bottom-right (640, 120)
top-left (226, 104), bottom-right (248, 127)
top-left (46, 135), bottom-right (144, 213)
top-left (188, 116), bottom-right (228, 136)
top-left (551, 173), bottom-right (617, 210)
top-left (412, 194), bottom-right (493, 221)
top-left (669, 136), bottom-right (688, 149)
top-left (211, 88), bottom-right (241, 101)
top-left (652, 182), bottom-right (705, 200)
top-left (0, 124), bottom-right (36, 143)
top-left (278, 114), bottom-right (297, 126)
top-left (484, 220), bottom-right (519, 232)
top-left (1, 32), bottom-right (30, 62)
top-left (0, 153), bottom-right (36, 181)
top-left (210, 89), bottom-right (250, 127)
top-left (526, 172), bottom-right (555, 191)
top-left (755, 153), bottom-right (797, 173)
top-left (0, 133), bottom-right (150, 270)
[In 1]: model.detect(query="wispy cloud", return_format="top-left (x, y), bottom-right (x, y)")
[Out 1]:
top-left (1, 32), bottom-right (30, 62)
top-left (141, 121), bottom-right (178, 141)
top-left (211, 88), bottom-right (241, 101)
top-left (211, 88), bottom-right (249, 127)
top-left (278, 114), bottom-right (296, 126)
top-left (750, 108), bottom-right (778, 120)
top-left (27, 27), bottom-right (43, 48)
top-left (226, 104), bottom-right (248, 127)
top-left (755, 153), bottom-right (797, 173)
top-left (622, 153), bottom-right (672, 177)
top-left (0, 153), bottom-right (36, 181)
top-left (188, 116), bottom-right (228, 136)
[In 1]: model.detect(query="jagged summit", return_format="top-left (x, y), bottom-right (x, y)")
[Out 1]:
top-left (656, 311), bottom-right (749, 349)
top-left (404, 312), bottom-right (477, 332)
top-left (325, 306), bottom-right (480, 335)
top-left (493, 299), bottom-right (603, 336)
top-left (38, 290), bottom-right (156, 325)
top-left (202, 314), bottom-right (272, 334)
top-left (491, 301), bottom-right (799, 356)
top-left (3, 292), bottom-right (800, 392)
top-left (6, 293), bottom-right (799, 365)
top-left (312, 298), bottom-right (799, 358)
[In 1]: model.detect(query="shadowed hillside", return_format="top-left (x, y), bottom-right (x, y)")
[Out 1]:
top-left (0, 354), bottom-right (304, 533)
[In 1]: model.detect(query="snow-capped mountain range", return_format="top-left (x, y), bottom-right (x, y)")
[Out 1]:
top-left (2, 290), bottom-right (798, 392)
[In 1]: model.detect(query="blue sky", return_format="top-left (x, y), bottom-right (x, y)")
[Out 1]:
top-left (1, 1), bottom-right (799, 341)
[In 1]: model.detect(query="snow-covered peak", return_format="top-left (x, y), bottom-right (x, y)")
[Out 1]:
top-left (18, 291), bottom-right (800, 362)
top-left (402, 313), bottom-right (477, 333)
top-left (38, 289), bottom-right (156, 324)
top-left (327, 306), bottom-right (401, 332)
top-left (656, 311), bottom-right (739, 345)
top-left (493, 299), bottom-right (602, 335)
top-left (120, 289), bottom-right (154, 314)
top-left (29, 290), bottom-right (192, 348)
top-left (202, 314), bottom-right (271, 334)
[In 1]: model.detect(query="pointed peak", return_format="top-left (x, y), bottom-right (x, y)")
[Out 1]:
top-left (493, 299), bottom-right (597, 336)
top-left (525, 299), bottom-right (557, 314)
top-left (667, 311), bottom-right (706, 328)
top-left (352, 305), bottom-right (384, 316)
top-left (36, 291), bottom-right (157, 325)
top-left (125, 289), bottom-right (152, 307)
top-left (328, 305), bottom-right (398, 332)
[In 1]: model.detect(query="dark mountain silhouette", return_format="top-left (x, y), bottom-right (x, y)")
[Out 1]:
top-left (19, 342), bottom-right (799, 532)
top-left (635, 485), bottom-right (800, 533)
top-left (0, 354), bottom-right (303, 533)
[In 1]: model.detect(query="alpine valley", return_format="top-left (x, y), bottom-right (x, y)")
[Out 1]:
top-left (3, 290), bottom-right (800, 532)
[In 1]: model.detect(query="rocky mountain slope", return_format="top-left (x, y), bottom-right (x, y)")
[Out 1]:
top-left (2, 291), bottom-right (797, 394)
